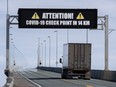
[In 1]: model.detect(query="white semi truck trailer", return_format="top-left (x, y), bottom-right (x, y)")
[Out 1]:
top-left (61, 43), bottom-right (91, 79)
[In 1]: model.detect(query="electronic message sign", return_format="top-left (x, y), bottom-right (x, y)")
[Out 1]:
top-left (18, 9), bottom-right (97, 29)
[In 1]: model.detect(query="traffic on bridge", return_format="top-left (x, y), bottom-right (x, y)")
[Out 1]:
top-left (0, 0), bottom-right (116, 87)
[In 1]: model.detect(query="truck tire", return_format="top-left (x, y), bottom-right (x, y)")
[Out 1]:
top-left (61, 69), bottom-right (68, 79)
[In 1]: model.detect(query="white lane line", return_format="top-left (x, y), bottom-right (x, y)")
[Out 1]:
top-left (18, 72), bottom-right (42, 87)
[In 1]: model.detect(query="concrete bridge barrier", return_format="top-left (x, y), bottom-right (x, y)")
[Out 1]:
top-left (37, 66), bottom-right (116, 82)
top-left (91, 70), bottom-right (116, 82)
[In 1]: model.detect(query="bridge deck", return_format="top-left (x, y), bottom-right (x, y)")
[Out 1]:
top-left (13, 69), bottom-right (116, 87)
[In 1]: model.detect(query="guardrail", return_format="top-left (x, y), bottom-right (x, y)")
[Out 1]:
top-left (37, 66), bottom-right (116, 82)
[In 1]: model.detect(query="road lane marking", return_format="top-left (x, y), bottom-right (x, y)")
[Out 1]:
top-left (62, 79), bottom-right (84, 86)
top-left (31, 70), bottom-right (94, 87)
top-left (62, 79), bottom-right (94, 87)
top-left (86, 85), bottom-right (93, 87)
top-left (18, 72), bottom-right (42, 87)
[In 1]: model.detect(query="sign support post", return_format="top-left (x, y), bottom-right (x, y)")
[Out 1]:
top-left (105, 15), bottom-right (109, 70)
top-left (5, 15), bottom-right (18, 76)
top-left (5, 14), bottom-right (10, 77)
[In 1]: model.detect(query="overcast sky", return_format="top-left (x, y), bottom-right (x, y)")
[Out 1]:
top-left (0, 0), bottom-right (116, 86)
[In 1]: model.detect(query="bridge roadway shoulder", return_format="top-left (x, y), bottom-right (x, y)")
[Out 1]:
top-left (13, 72), bottom-right (37, 87)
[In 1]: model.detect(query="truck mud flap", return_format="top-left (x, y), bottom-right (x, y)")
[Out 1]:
top-left (61, 69), bottom-right (69, 79)
top-left (84, 71), bottom-right (91, 80)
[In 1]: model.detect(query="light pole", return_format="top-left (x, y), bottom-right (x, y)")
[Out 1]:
top-left (7, 0), bottom-right (9, 14)
top-left (43, 40), bottom-right (46, 67)
top-left (41, 43), bottom-right (43, 66)
top-left (48, 36), bottom-right (51, 67)
top-left (54, 30), bottom-right (58, 67)
top-left (37, 38), bottom-right (40, 67)
top-left (86, 29), bottom-right (89, 43)
top-left (67, 29), bottom-right (69, 43)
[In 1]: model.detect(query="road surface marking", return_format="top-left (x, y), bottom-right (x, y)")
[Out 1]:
top-left (18, 72), bottom-right (41, 87)
top-left (86, 85), bottom-right (93, 87)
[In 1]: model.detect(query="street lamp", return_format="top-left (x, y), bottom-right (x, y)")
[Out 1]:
top-left (54, 30), bottom-right (58, 67)
top-left (41, 43), bottom-right (43, 66)
top-left (67, 29), bottom-right (69, 43)
top-left (43, 40), bottom-right (46, 67)
top-left (86, 29), bottom-right (89, 43)
top-left (37, 37), bottom-right (40, 67)
top-left (48, 36), bottom-right (51, 67)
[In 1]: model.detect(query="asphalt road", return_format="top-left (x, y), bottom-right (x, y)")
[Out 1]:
top-left (20, 69), bottom-right (116, 87)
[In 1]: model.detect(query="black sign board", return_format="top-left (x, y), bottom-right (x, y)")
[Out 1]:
top-left (18, 9), bottom-right (97, 29)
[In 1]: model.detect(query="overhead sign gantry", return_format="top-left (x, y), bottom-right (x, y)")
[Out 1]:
top-left (18, 9), bottom-right (97, 28)
top-left (5, 8), bottom-right (109, 80)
